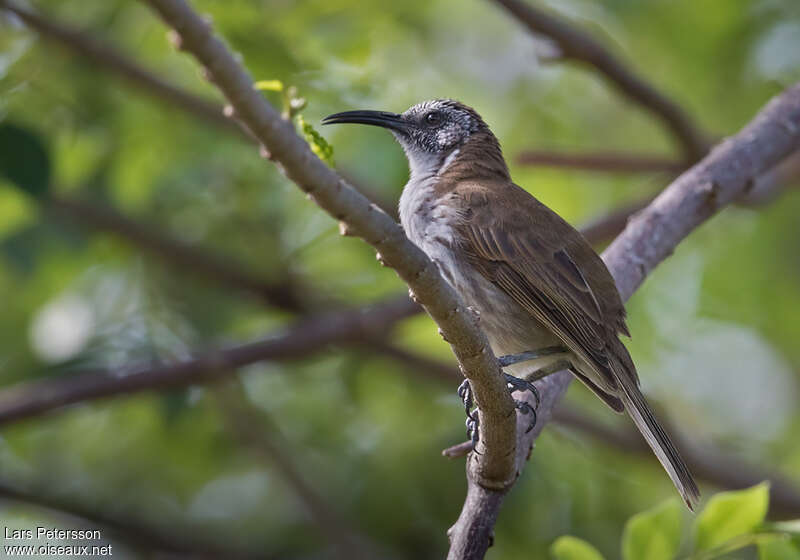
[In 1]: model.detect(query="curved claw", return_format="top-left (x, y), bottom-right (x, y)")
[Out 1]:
top-left (515, 400), bottom-right (538, 433)
top-left (504, 373), bottom-right (541, 409)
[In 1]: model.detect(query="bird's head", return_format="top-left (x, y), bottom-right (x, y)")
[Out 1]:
top-left (323, 99), bottom-right (496, 179)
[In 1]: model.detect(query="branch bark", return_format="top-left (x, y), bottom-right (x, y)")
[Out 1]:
top-left (0, 194), bottom-right (648, 428)
top-left (6, 1), bottom-right (800, 557)
top-left (446, 84), bottom-right (800, 558)
top-left (140, 0), bottom-right (520, 496)
top-left (490, 0), bottom-right (709, 161)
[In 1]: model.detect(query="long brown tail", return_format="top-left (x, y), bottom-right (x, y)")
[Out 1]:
top-left (617, 380), bottom-right (700, 510)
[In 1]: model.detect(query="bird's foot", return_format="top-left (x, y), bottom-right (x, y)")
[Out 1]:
top-left (505, 373), bottom-right (539, 433)
top-left (497, 345), bottom-right (567, 367)
top-left (457, 372), bottom-right (543, 444)
top-left (457, 379), bottom-right (479, 447)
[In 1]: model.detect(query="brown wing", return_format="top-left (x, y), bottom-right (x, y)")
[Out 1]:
top-left (448, 179), bottom-right (700, 508)
top-left (450, 180), bottom-right (633, 393)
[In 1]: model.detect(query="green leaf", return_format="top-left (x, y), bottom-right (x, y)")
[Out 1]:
top-left (551, 536), bottom-right (606, 560)
top-left (694, 482), bottom-right (770, 552)
top-left (0, 122), bottom-right (51, 198)
top-left (622, 498), bottom-right (683, 560)
top-left (759, 538), bottom-right (800, 560)
top-left (253, 79), bottom-right (284, 92)
top-left (297, 115), bottom-right (334, 166)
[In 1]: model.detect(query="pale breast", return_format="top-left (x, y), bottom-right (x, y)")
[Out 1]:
top-left (399, 181), bottom-right (562, 375)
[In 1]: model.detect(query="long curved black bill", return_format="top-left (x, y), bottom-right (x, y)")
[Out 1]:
top-left (322, 110), bottom-right (407, 132)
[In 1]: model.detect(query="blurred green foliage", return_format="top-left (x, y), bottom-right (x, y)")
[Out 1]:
top-left (554, 484), bottom-right (800, 560)
top-left (0, 0), bottom-right (799, 558)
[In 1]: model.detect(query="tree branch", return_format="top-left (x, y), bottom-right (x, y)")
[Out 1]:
top-left (6, 1), bottom-right (800, 556)
top-left (515, 150), bottom-right (684, 173)
top-left (140, 0), bottom-right (519, 499)
top-left (603, 85), bottom-right (800, 299)
top-left (0, 296), bottom-right (417, 425)
top-left (1, 0), bottom-right (403, 215)
top-left (490, 0), bottom-right (709, 161)
top-left (447, 84), bottom-right (800, 558)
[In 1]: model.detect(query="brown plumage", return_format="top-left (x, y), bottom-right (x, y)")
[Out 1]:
top-left (323, 99), bottom-right (700, 509)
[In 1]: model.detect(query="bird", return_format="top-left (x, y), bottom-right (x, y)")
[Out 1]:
top-left (322, 99), bottom-right (700, 509)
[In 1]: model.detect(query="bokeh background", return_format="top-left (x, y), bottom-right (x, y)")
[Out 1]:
top-left (1, 0), bottom-right (800, 558)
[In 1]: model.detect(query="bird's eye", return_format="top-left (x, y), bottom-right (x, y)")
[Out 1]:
top-left (424, 111), bottom-right (442, 126)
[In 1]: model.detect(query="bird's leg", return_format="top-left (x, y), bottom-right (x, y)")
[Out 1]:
top-left (499, 347), bottom-right (569, 434)
top-left (522, 358), bottom-right (573, 382)
top-left (458, 349), bottom-right (571, 445)
top-left (504, 358), bottom-right (574, 433)
top-left (497, 345), bottom-right (567, 367)
top-left (504, 374), bottom-right (540, 434)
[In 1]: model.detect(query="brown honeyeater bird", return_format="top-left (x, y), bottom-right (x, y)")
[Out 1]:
top-left (323, 99), bottom-right (700, 509)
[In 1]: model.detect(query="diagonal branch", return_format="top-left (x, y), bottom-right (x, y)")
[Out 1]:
top-left (140, 0), bottom-right (519, 495)
top-left (5, 2), bottom-right (800, 557)
top-left (447, 84), bottom-right (800, 559)
top-left (490, 0), bottom-right (709, 161)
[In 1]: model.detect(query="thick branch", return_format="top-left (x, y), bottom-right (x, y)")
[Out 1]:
top-left (140, 0), bottom-right (518, 491)
top-left (490, 0), bottom-right (709, 160)
top-left (604, 85), bottom-right (800, 299)
top-left (448, 84), bottom-right (800, 558)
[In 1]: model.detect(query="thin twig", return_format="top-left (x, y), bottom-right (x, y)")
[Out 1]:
top-left (515, 150), bottom-right (685, 172)
top-left (578, 197), bottom-right (652, 246)
top-left (490, 0), bottom-right (709, 161)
